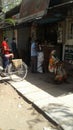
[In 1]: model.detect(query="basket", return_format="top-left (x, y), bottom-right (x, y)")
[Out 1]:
top-left (12, 59), bottom-right (22, 68)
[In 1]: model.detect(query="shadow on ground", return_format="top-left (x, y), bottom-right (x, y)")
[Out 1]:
top-left (26, 71), bottom-right (73, 97)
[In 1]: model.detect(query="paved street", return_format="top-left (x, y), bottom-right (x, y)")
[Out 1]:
top-left (6, 71), bottom-right (73, 130)
top-left (0, 56), bottom-right (73, 130)
top-left (0, 0), bottom-right (73, 130)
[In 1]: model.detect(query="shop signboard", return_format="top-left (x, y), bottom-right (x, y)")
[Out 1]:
top-left (64, 45), bottom-right (73, 63)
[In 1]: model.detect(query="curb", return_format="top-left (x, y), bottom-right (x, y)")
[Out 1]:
top-left (8, 82), bottom-right (64, 130)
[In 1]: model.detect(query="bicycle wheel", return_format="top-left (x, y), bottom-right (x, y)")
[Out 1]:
top-left (8, 62), bottom-right (28, 81)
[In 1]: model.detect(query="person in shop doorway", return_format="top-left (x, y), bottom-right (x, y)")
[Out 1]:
top-left (11, 37), bottom-right (19, 59)
top-left (31, 39), bottom-right (38, 73)
top-left (1, 36), bottom-right (14, 72)
top-left (37, 43), bottom-right (44, 73)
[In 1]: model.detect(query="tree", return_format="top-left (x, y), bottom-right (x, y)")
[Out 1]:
top-left (1, 0), bottom-right (22, 13)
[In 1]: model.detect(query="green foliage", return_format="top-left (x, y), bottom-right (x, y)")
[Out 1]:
top-left (5, 18), bottom-right (15, 26)
top-left (2, 0), bottom-right (22, 13)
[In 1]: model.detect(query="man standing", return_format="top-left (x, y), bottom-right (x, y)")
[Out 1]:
top-left (31, 40), bottom-right (37, 73)
top-left (1, 37), bottom-right (13, 70)
top-left (11, 37), bottom-right (19, 59)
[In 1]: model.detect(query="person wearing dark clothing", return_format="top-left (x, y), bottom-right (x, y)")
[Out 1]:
top-left (11, 37), bottom-right (19, 59)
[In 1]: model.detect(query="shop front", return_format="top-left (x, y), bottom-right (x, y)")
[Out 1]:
top-left (35, 21), bottom-right (64, 72)
top-left (1, 0), bottom-right (72, 70)
top-left (18, 0), bottom-right (51, 67)
top-left (63, 8), bottom-right (73, 65)
top-left (18, 0), bottom-right (66, 70)
top-left (18, 0), bottom-right (73, 69)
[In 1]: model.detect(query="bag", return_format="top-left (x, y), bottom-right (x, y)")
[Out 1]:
top-left (12, 59), bottom-right (22, 68)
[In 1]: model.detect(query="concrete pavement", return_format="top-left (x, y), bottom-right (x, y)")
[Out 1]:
top-left (1, 71), bottom-right (73, 130)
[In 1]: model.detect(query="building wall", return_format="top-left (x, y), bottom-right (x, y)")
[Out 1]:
top-left (17, 26), bottom-right (31, 65)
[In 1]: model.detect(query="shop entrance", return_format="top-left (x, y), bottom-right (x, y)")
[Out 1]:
top-left (37, 23), bottom-right (62, 72)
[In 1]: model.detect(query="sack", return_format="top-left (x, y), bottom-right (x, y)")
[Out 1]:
top-left (12, 59), bottom-right (22, 68)
top-left (48, 64), bottom-right (54, 73)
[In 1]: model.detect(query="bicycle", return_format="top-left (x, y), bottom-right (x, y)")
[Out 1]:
top-left (0, 57), bottom-right (28, 82)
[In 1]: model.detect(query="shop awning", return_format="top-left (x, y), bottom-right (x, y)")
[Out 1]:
top-left (19, 0), bottom-right (50, 24)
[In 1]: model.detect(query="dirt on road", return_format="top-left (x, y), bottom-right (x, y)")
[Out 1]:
top-left (0, 81), bottom-right (56, 130)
